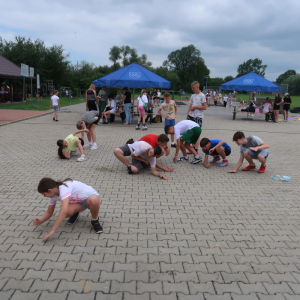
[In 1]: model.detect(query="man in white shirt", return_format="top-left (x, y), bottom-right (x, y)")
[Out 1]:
top-left (186, 81), bottom-right (206, 155)
top-left (114, 141), bottom-right (172, 179)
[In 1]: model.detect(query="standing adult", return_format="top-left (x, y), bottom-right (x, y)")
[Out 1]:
top-left (186, 81), bottom-right (207, 155)
top-left (249, 92), bottom-right (256, 116)
top-left (152, 89), bottom-right (157, 106)
top-left (157, 89), bottom-right (161, 105)
top-left (86, 84), bottom-right (99, 112)
top-left (122, 87), bottom-right (132, 125)
top-left (97, 86), bottom-right (109, 123)
top-left (283, 93), bottom-right (292, 122)
top-left (273, 92), bottom-right (284, 123)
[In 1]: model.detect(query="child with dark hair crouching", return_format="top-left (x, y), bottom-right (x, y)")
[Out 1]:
top-left (228, 131), bottom-right (269, 174)
top-left (57, 129), bottom-right (90, 162)
top-left (200, 138), bottom-right (231, 168)
top-left (33, 178), bottom-right (103, 241)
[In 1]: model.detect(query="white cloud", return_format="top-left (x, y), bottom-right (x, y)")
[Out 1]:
top-left (1, 0), bottom-right (300, 81)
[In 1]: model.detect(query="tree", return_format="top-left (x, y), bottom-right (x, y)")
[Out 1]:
top-left (163, 44), bottom-right (209, 91)
top-left (236, 58), bottom-right (267, 78)
top-left (223, 75), bottom-right (234, 83)
top-left (208, 77), bottom-right (224, 87)
top-left (154, 67), bottom-right (180, 90)
top-left (282, 74), bottom-right (300, 95)
top-left (0, 36), bottom-right (69, 87)
top-left (109, 46), bottom-right (122, 70)
top-left (276, 70), bottom-right (296, 84)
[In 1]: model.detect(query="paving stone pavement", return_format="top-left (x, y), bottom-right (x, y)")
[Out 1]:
top-left (0, 104), bottom-right (300, 300)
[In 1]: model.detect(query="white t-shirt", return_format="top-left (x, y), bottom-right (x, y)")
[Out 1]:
top-left (128, 141), bottom-right (152, 157)
top-left (51, 95), bottom-right (59, 106)
top-left (223, 96), bottom-right (228, 102)
top-left (157, 91), bottom-right (161, 97)
top-left (48, 180), bottom-right (98, 206)
top-left (138, 95), bottom-right (148, 106)
top-left (174, 120), bottom-right (200, 140)
top-left (189, 92), bottom-right (206, 118)
top-left (108, 99), bottom-right (116, 113)
top-left (263, 103), bottom-right (272, 113)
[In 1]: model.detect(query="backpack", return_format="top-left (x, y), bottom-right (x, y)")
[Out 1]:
top-left (153, 114), bottom-right (162, 123)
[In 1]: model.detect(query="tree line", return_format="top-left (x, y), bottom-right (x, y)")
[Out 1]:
top-left (0, 36), bottom-right (299, 95)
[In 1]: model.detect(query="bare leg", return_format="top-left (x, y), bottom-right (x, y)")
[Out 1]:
top-left (89, 124), bottom-right (97, 143)
top-left (86, 195), bottom-right (100, 220)
top-left (142, 114), bottom-right (145, 124)
top-left (76, 140), bottom-right (84, 155)
top-left (243, 151), bottom-right (255, 166)
top-left (66, 203), bottom-right (84, 217)
top-left (138, 113), bottom-right (141, 124)
top-left (114, 148), bottom-right (130, 166)
top-left (86, 125), bottom-right (92, 142)
top-left (216, 146), bottom-right (226, 159)
top-left (171, 133), bottom-right (175, 143)
top-left (184, 143), bottom-right (198, 156)
top-left (257, 154), bottom-right (267, 165)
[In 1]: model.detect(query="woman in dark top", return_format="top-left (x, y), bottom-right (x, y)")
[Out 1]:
top-left (283, 93), bottom-right (292, 122)
top-left (249, 92), bottom-right (256, 116)
top-left (122, 87), bottom-right (132, 125)
top-left (86, 84), bottom-right (99, 112)
top-left (273, 92), bottom-right (284, 123)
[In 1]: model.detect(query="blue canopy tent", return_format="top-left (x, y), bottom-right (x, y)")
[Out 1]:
top-left (221, 72), bottom-right (281, 92)
top-left (92, 62), bottom-right (171, 89)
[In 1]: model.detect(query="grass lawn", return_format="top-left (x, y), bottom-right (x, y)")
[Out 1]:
top-left (0, 96), bottom-right (85, 110)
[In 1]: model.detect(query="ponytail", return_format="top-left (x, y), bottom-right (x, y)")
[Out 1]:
top-left (38, 177), bottom-right (73, 193)
top-left (57, 139), bottom-right (67, 159)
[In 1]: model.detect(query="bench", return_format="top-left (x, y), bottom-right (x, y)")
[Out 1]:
top-left (232, 102), bottom-right (273, 121)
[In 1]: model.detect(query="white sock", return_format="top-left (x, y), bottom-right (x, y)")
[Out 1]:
top-left (82, 154), bottom-right (85, 157)
top-left (93, 142), bottom-right (97, 146)
top-left (184, 156), bottom-right (188, 159)
top-left (195, 155), bottom-right (200, 159)
top-left (87, 141), bottom-right (92, 145)
top-left (171, 142), bottom-right (175, 145)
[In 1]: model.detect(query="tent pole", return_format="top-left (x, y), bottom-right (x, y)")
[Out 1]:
top-left (133, 88), bottom-right (135, 114)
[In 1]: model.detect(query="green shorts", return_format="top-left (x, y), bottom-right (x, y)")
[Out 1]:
top-left (180, 126), bottom-right (201, 144)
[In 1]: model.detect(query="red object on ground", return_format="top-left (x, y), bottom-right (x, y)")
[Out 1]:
top-left (242, 165), bottom-right (256, 171)
top-left (258, 165), bottom-right (266, 173)
top-left (0, 109), bottom-right (50, 125)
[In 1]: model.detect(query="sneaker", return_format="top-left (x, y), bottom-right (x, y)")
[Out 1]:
top-left (177, 156), bottom-right (189, 162)
top-left (258, 164), bottom-right (266, 173)
top-left (136, 124), bottom-right (140, 130)
top-left (219, 160), bottom-right (228, 167)
top-left (242, 165), bottom-right (256, 171)
top-left (91, 218), bottom-right (103, 234)
top-left (90, 145), bottom-right (98, 150)
top-left (77, 155), bottom-right (86, 162)
top-left (190, 157), bottom-right (202, 164)
top-left (53, 117), bottom-right (55, 121)
top-left (142, 125), bottom-right (148, 130)
top-left (103, 121), bottom-right (108, 124)
top-left (127, 165), bottom-right (133, 174)
top-left (273, 121), bottom-right (278, 123)
top-left (56, 119), bottom-right (58, 122)
top-left (210, 156), bottom-right (221, 164)
top-left (171, 143), bottom-right (176, 148)
top-left (84, 143), bottom-right (92, 149)
top-left (67, 212), bottom-right (79, 225)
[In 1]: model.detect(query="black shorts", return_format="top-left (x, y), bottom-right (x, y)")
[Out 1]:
top-left (273, 104), bottom-right (280, 110)
top-left (188, 115), bottom-right (202, 127)
top-left (214, 101), bottom-right (217, 105)
top-left (88, 101), bottom-right (98, 111)
top-left (211, 148), bottom-right (231, 156)
top-left (79, 138), bottom-right (84, 146)
top-left (283, 104), bottom-right (290, 111)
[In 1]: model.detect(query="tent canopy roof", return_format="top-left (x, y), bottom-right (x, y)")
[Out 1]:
top-left (221, 72), bottom-right (281, 92)
top-left (0, 55), bottom-right (23, 80)
top-left (92, 63), bottom-right (171, 89)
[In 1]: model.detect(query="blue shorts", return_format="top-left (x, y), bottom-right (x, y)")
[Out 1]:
top-left (164, 118), bottom-right (175, 126)
top-left (243, 148), bottom-right (269, 159)
top-left (78, 190), bottom-right (99, 211)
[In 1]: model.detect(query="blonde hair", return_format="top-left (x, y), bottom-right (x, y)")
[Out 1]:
top-left (76, 120), bottom-right (85, 129)
top-left (89, 84), bottom-right (95, 90)
top-left (53, 90), bottom-right (58, 95)
top-left (191, 81), bottom-right (200, 87)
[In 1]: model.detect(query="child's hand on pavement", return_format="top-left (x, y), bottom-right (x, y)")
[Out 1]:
top-left (167, 167), bottom-right (174, 172)
top-left (228, 170), bottom-right (237, 173)
top-left (42, 230), bottom-right (55, 241)
top-left (160, 175), bottom-right (168, 180)
top-left (173, 155), bottom-right (177, 163)
top-left (205, 164), bottom-right (211, 169)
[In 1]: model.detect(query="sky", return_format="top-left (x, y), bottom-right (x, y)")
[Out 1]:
top-left (1, 0), bottom-right (300, 81)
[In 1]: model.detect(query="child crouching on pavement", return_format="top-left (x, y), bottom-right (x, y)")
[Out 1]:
top-left (57, 129), bottom-right (90, 162)
top-left (33, 177), bottom-right (103, 241)
top-left (200, 138), bottom-right (231, 168)
top-left (76, 110), bottom-right (99, 150)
